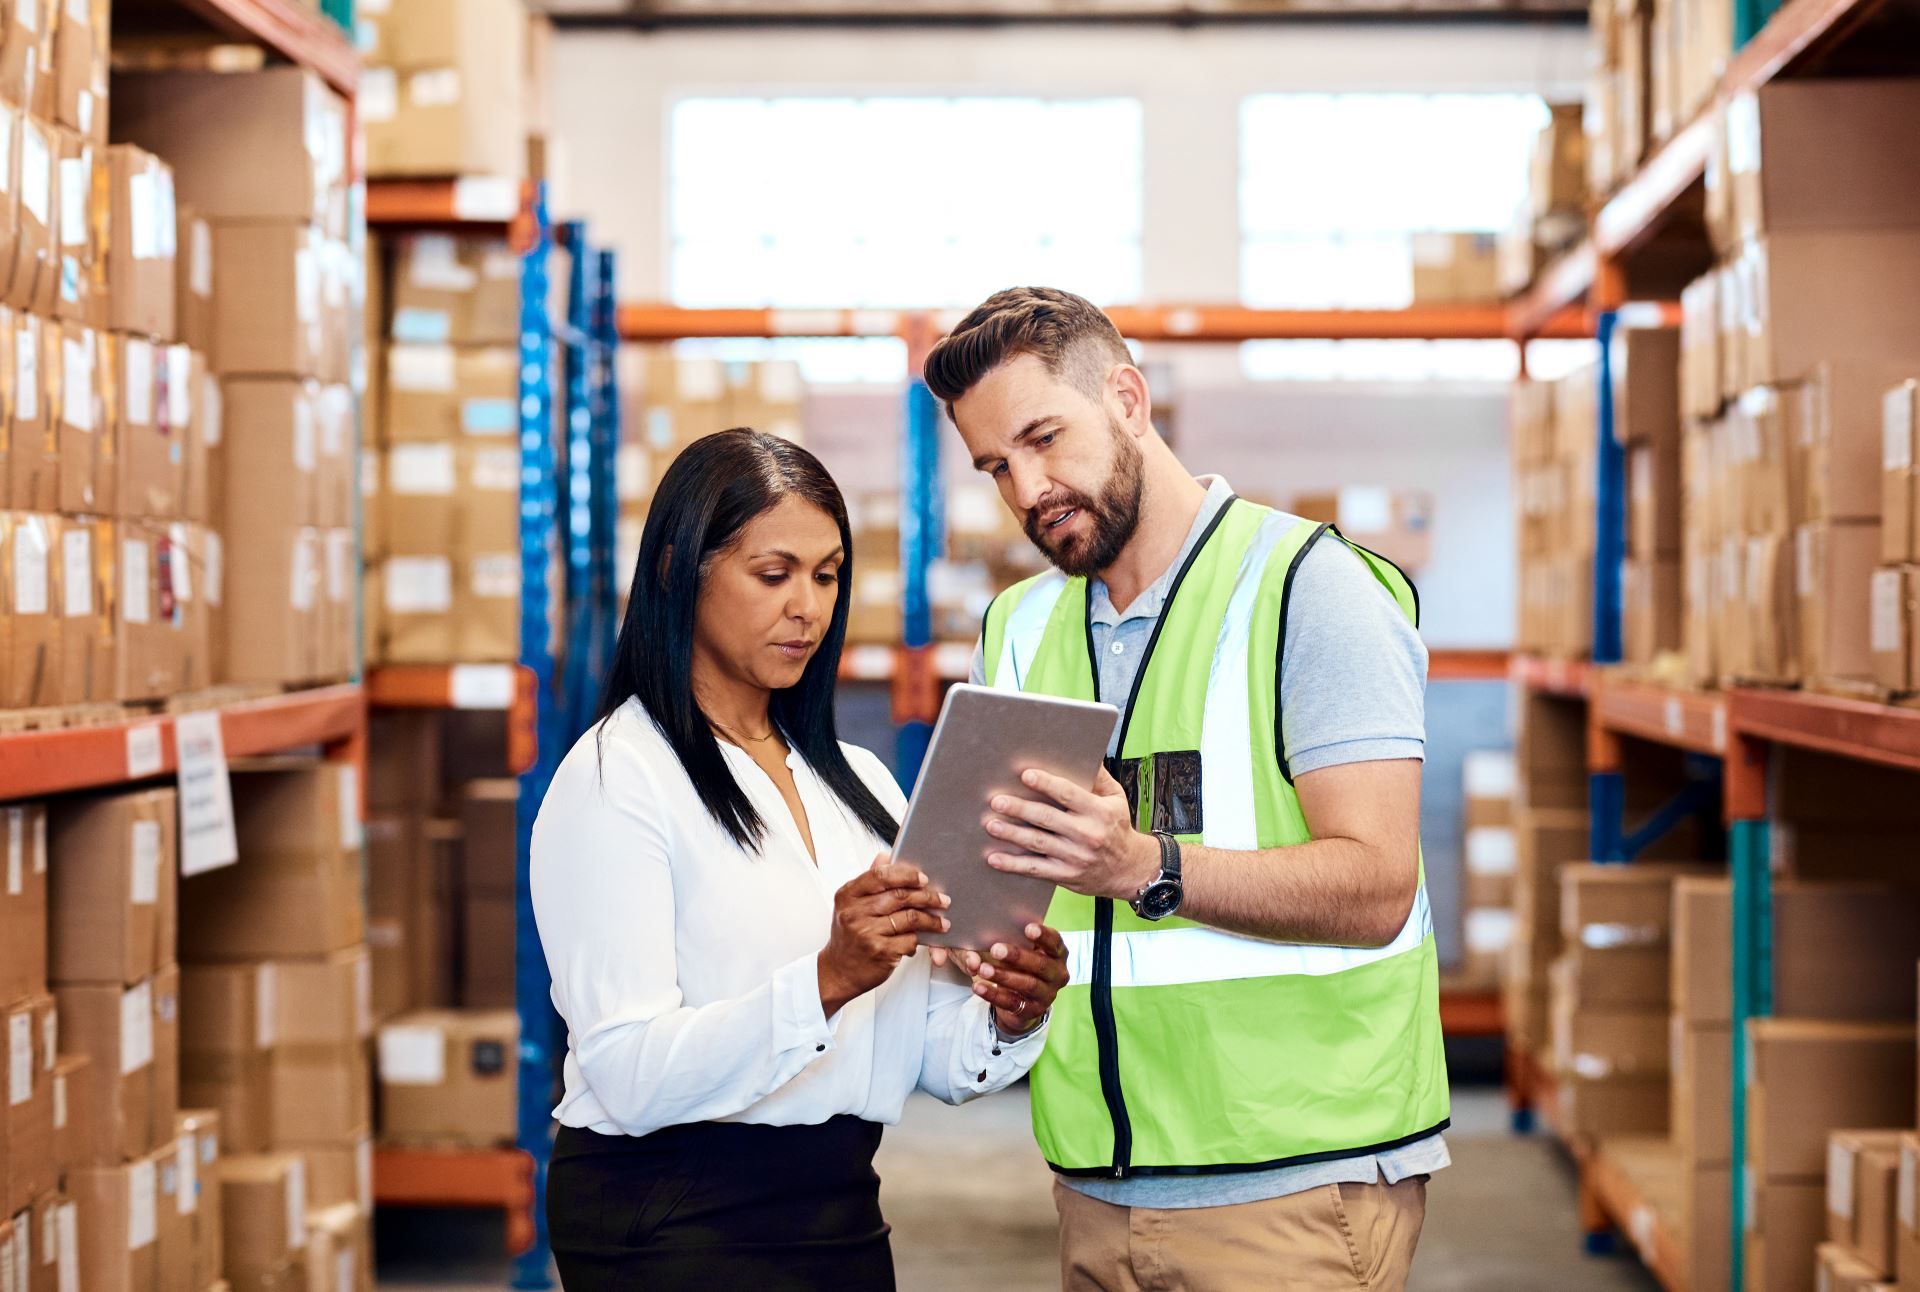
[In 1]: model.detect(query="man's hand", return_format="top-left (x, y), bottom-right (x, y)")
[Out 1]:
top-left (983, 767), bottom-right (1160, 902)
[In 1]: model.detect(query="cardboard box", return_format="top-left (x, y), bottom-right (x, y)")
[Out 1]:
top-left (1797, 520), bottom-right (1882, 687)
top-left (1463, 826), bottom-right (1516, 909)
top-left (1727, 82), bottom-right (1920, 244)
top-left (28, 1190), bottom-right (69, 1292)
top-left (54, 980), bottom-right (156, 1164)
top-left (210, 222), bottom-right (326, 379)
top-left (1742, 231), bottom-right (1920, 389)
top-left (460, 890), bottom-right (515, 1009)
top-left (114, 338), bottom-right (181, 521)
top-left (302, 1140), bottom-right (372, 1214)
top-left (114, 521), bottom-right (184, 702)
top-left (112, 68), bottom-right (347, 231)
top-left (1828, 1130), bottom-right (1904, 1276)
top-left (455, 551), bottom-right (519, 662)
top-left (151, 964), bottom-right (181, 1153)
top-left (378, 555), bottom-right (454, 661)
top-left (1, 802), bottom-right (49, 1005)
top-left (1896, 1135), bottom-right (1920, 1292)
top-left (269, 1043), bottom-right (370, 1147)
top-left (361, 0), bottom-right (526, 182)
top-left (5, 315), bottom-right (58, 512)
top-left (214, 1155), bottom-right (307, 1278)
top-left (1557, 1070), bottom-right (1668, 1140)
top-left (1681, 1163), bottom-right (1731, 1292)
top-left (1410, 232), bottom-right (1501, 304)
top-left (178, 1109), bottom-right (224, 1291)
top-left (69, 1160), bottom-right (160, 1292)
top-left (377, 1010), bottom-right (517, 1148)
top-left (1673, 1019), bottom-right (1732, 1169)
top-left (388, 236), bottom-right (521, 349)
top-left (51, 1056), bottom-right (93, 1181)
top-left (1628, 440), bottom-right (1681, 557)
top-left (269, 950), bottom-right (373, 1050)
top-left (181, 1048), bottom-right (272, 1160)
top-left (52, 130), bottom-right (96, 327)
top-left (302, 1202), bottom-right (365, 1292)
top-left (104, 146), bottom-right (177, 341)
top-left (221, 378), bottom-right (319, 533)
top-left (53, 322), bottom-right (104, 515)
top-left (1551, 996), bottom-right (1669, 1080)
top-left (1886, 380), bottom-right (1918, 563)
top-left (383, 442), bottom-right (456, 552)
top-left (176, 206), bottom-right (214, 355)
top-left (1872, 566), bottom-right (1920, 695)
top-left (383, 345), bottom-right (516, 442)
top-left (1623, 556), bottom-right (1682, 664)
top-left (460, 442), bottom-right (519, 552)
top-left (1747, 1019), bottom-right (1914, 1182)
top-left (1611, 326), bottom-right (1681, 449)
top-left (1806, 360), bottom-right (1920, 525)
top-left (221, 526), bottom-right (318, 685)
top-left (1, 513), bottom-right (62, 707)
top-left (179, 764), bottom-right (363, 960)
top-left (154, 1134), bottom-right (198, 1292)
top-left (174, 348), bottom-right (214, 526)
top-left (4, 995), bottom-right (55, 1214)
top-left (48, 788), bottom-right (175, 984)
top-left (5, 117), bottom-right (57, 318)
top-left (1745, 1177), bottom-right (1827, 1292)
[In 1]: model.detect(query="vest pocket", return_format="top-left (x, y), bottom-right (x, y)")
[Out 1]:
top-left (1108, 751), bottom-right (1205, 836)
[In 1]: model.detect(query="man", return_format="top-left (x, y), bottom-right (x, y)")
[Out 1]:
top-left (924, 287), bottom-right (1448, 1292)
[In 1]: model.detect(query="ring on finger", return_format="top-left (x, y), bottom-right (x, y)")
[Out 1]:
top-left (888, 913), bottom-right (899, 934)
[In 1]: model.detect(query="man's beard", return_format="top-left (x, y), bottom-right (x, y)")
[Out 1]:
top-left (1023, 421), bottom-right (1144, 578)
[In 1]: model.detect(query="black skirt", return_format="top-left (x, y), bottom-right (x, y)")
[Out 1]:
top-left (548, 1115), bottom-right (895, 1292)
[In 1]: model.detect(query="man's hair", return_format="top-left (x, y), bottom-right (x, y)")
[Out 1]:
top-left (922, 286), bottom-right (1132, 410)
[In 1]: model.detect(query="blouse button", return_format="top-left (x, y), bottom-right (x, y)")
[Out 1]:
top-left (1109, 640), bottom-right (1125, 655)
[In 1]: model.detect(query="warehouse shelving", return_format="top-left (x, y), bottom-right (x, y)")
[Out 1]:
top-left (133, 0), bottom-right (359, 95)
top-left (0, 685), bottom-right (366, 801)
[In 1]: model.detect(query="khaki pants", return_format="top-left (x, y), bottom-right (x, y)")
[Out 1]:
top-left (1054, 1175), bottom-right (1428, 1292)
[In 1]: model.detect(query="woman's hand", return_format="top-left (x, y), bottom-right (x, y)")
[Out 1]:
top-left (955, 923), bottom-right (1069, 1036)
top-left (817, 855), bottom-right (951, 1018)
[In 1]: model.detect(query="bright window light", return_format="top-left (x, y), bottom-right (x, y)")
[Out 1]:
top-left (669, 96), bottom-right (1145, 321)
top-left (669, 337), bottom-right (909, 386)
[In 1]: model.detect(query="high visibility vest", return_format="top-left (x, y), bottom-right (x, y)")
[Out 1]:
top-left (981, 497), bottom-right (1449, 1178)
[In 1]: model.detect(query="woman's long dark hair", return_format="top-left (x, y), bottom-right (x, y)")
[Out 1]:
top-left (597, 428), bottom-right (899, 851)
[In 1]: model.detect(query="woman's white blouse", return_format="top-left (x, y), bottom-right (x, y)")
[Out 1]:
top-left (531, 697), bottom-right (1047, 1138)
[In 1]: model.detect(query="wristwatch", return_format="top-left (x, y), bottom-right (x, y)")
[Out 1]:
top-left (1130, 830), bottom-right (1184, 921)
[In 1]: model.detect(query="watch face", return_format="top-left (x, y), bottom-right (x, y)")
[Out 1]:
top-left (1137, 878), bottom-right (1181, 921)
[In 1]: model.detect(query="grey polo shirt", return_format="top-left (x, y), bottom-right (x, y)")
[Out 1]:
top-left (968, 475), bottom-right (1449, 1209)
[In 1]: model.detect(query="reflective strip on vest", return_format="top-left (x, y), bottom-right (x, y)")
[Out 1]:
top-left (1059, 885), bottom-right (1434, 988)
top-left (1197, 510), bottom-right (1291, 849)
top-left (989, 570), bottom-right (1069, 693)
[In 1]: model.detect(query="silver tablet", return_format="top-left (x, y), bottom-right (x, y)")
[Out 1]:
top-left (893, 684), bottom-right (1120, 952)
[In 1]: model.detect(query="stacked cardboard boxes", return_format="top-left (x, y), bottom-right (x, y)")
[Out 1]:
top-left (360, 0), bottom-right (530, 183)
top-left (1680, 81), bottom-right (1920, 695)
top-left (370, 234), bottom-right (531, 663)
top-left (366, 712), bottom-right (458, 1024)
top-left (1821, 1128), bottom-right (1909, 1290)
top-left (1873, 379), bottom-right (1920, 698)
top-left (112, 66), bottom-right (357, 688)
top-left (1458, 750), bottom-right (1517, 988)
top-left (1503, 690), bottom-right (1590, 1054)
top-left (1615, 328), bottom-right (1683, 665)
top-left (1513, 368), bottom-right (1596, 657)
top-left (1498, 104), bottom-right (1585, 297)
top-left (1409, 233), bottom-right (1501, 305)
top-left (376, 1010), bottom-right (519, 1150)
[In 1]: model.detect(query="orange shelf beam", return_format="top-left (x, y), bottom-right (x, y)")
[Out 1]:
top-left (1592, 678), bottom-right (1729, 760)
top-left (1505, 241), bottom-right (1596, 340)
top-left (366, 178), bottom-right (528, 230)
top-left (1510, 655), bottom-right (1593, 700)
top-left (1438, 987), bottom-right (1503, 1037)
top-left (617, 303), bottom-right (1591, 344)
top-left (366, 665), bottom-right (541, 775)
top-left (1728, 687), bottom-right (1920, 775)
top-left (173, 0), bottom-right (358, 95)
top-left (1429, 649), bottom-right (1512, 682)
top-left (1583, 1141), bottom-right (1689, 1292)
top-left (0, 684), bottom-right (365, 800)
top-left (373, 1147), bottom-right (537, 1255)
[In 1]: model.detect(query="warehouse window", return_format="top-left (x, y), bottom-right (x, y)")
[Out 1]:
top-left (1239, 92), bottom-right (1548, 381)
top-left (668, 337), bottom-right (909, 385)
top-left (669, 97), bottom-right (1145, 323)
top-left (1240, 338), bottom-right (1594, 384)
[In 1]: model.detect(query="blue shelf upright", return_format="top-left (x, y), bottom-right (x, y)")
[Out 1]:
top-left (895, 366), bottom-right (943, 785)
top-left (1589, 309), bottom-right (1628, 865)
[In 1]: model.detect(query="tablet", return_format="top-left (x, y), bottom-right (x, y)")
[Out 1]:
top-left (893, 684), bottom-right (1120, 952)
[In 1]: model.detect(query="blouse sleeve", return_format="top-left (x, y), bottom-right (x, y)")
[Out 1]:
top-left (530, 734), bottom-right (838, 1137)
top-left (839, 743), bottom-right (1050, 1105)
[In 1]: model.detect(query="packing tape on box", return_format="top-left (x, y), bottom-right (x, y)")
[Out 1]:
top-left (1578, 921), bottom-right (1663, 950)
top-left (176, 1136), bottom-right (196, 1216)
top-left (407, 68), bottom-right (462, 109)
top-left (128, 1157), bottom-right (157, 1250)
top-left (470, 553), bottom-right (518, 599)
top-left (390, 344), bottom-right (456, 393)
top-left (470, 447), bottom-right (518, 493)
top-left (1899, 1144), bottom-right (1915, 1229)
top-left (1873, 571), bottom-right (1904, 654)
top-left (9, 1013), bottom-right (28, 1105)
top-left (389, 444), bottom-right (455, 495)
top-left (122, 538), bottom-right (150, 625)
top-left (384, 557), bottom-right (452, 615)
top-left (1465, 827), bottom-right (1517, 875)
top-left (379, 1024), bottom-right (446, 1085)
top-left (13, 516), bottom-right (50, 614)
top-left (56, 1204), bottom-right (76, 1292)
top-left (1830, 1141), bottom-right (1855, 1219)
top-left (61, 526), bottom-right (89, 617)
top-left (61, 330), bottom-right (94, 431)
top-left (1464, 908), bottom-right (1513, 953)
top-left (121, 980), bottom-right (153, 1073)
top-left (288, 1159), bottom-right (308, 1250)
top-left (124, 338), bottom-right (152, 427)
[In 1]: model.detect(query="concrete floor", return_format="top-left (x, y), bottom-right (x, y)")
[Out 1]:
top-left (377, 1086), bottom-right (1660, 1291)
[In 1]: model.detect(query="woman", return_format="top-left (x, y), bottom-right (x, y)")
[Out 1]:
top-left (532, 428), bottom-right (1068, 1290)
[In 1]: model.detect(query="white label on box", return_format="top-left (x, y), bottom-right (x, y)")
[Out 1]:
top-left (1872, 570), bottom-right (1904, 655)
top-left (450, 664), bottom-right (515, 710)
top-left (451, 177), bottom-right (517, 222)
top-left (63, 0), bottom-right (83, 22)
top-left (62, 332), bottom-right (94, 431)
top-left (391, 345), bottom-right (458, 393)
top-left (52, 1072), bottom-right (64, 1129)
top-left (10, 1218), bottom-right (22, 1291)
top-left (294, 393), bottom-right (317, 473)
top-left (177, 1136), bottom-right (197, 1215)
top-left (1888, 386), bottom-right (1915, 471)
top-left (13, 323), bottom-right (34, 422)
top-left (55, 1206), bottom-right (75, 1292)
top-left (13, 516), bottom-right (48, 614)
top-left (15, 0), bottom-right (34, 30)
top-left (41, 1011), bottom-right (53, 1071)
top-left (338, 764), bottom-right (363, 849)
top-left (62, 526), bottom-right (91, 617)
top-left (461, 397), bottom-right (515, 436)
top-left (379, 1025), bottom-right (447, 1085)
top-left (9, 1013), bottom-right (29, 1105)
top-left (190, 219), bottom-right (213, 298)
top-left (1830, 1140), bottom-right (1855, 1219)
top-left (128, 170), bottom-right (158, 261)
top-left (472, 447), bottom-right (519, 493)
top-left (326, 530), bottom-right (351, 602)
top-left (123, 539), bottom-right (151, 625)
top-left (125, 339), bottom-right (153, 427)
top-left (201, 374), bottom-right (222, 445)
top-left (287, 1160), bottom-right (308, 1250)
top-left (674, 358), bottom-right (725, 403)
top-left (121, 981), bottom-right (153, 1073)
top-left (256, 964), bottom-right (277, 1049)
top-left (361, 452), bottom-right (380, 499)
top-left (0, 115), bottom-right (11, 196)
top-left (204, 531), bottom-right (224, 607)
top-left (471, 553), bottom-right (519, 599)
top-left (390, 443), bottom-right (456, 495)
top-left (165, 346), bottom-right (190, 430)
top-left (125, 724), bottom-right (163, 778)
top-left (1337, 486), bottom-right (1393, 535)
top-left (357, 1139), bottom-right (374, 1209)
top-left (169, 524), bottom-right (192, 603)
top-left (1795, 527), bottom-right (1815, 598)
top-left (616, 444), bottom-right (650, 502)
top-left (130, 820), bottom-right (161, 905)
top-left (128, 1158), bottom-right (156, 1250)
top-left (1580, 922), bottom-right (1661, 950)
top-left (385, 557), bottom-right (453, 614)
top-left (1463, 908), bottom-right (1513, 953)
top-left (1464, 827), bottom-right (1517, 875)
top-left (391, 307), bottom-right (451, 345)
top-left (408, 68), bottom-right (463, 109)
top-left (5, 811), bottom-right (19, 895)
top-left (40, 1207), bottom-right (52, 1267)
top-left (57, 156), bottom-right (85, 247)
top-left (295, 245), bottom-right (320, 327)
top-left (2, 1228), bottom-right (14, 1292)
top-left (359, 66), bottom-right (397, 123)
top-left (19, 124), bottom-right (47, 226)
top-left (1900, 1145), bottom-right (1916, 1229)
top-left (174, 708), bottom-right (239, 878)
top-left (1460, 750), bottom-right (1515, 799)
top-left (291, 534), bottom-right (318, 612)
top-left (482, 248), bottom-right (521, 281)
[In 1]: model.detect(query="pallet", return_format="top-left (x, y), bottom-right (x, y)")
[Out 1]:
top-left (373, 1145), bottom-right (537, 1255)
